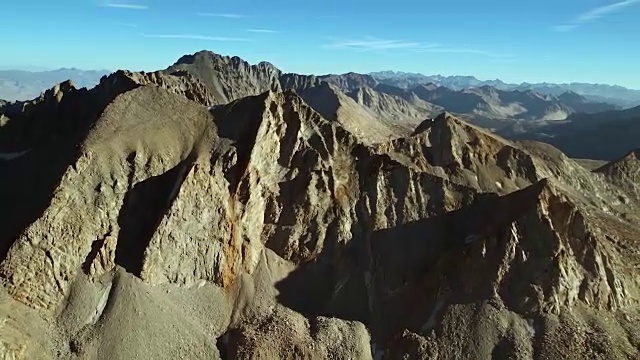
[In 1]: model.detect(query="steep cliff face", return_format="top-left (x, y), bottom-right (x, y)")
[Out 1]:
top-left (0, 79), bottom-right (639, 359)
top-left (140, 90), bottom-right (363, 288)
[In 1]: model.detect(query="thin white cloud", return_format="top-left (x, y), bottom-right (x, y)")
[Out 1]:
top-left (246, 29), bottom-right (279, 33)
top-left (197, 13), bottom-right (247, 19)
top-left (414, 47), bottom-right (514, 60)
top-left (104, 2), bottom-right (148, 10)
top-left (554, 0), bottom-right (640, 31)
top-left (322, 36), bottom-right (438, 51)
top-left (143, 34), bottom-right (251, 41)
top-left (552, 24), bottom-right (578, 32)
top-left (322, 37), bottom-right (510, 59)
top-left (117, 22), bottom-right (139, 28)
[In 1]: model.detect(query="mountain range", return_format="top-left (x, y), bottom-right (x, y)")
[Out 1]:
top-left (1, 51), bottom-right (640, 359)
top-left (0, 61), bottom-right (640, 121)
top-left (167, 52), bottom-right (623, 133)
top-left (371, 70), bottom-right (640, 108)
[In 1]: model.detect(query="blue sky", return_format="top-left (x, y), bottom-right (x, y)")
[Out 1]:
top-left (2, 0), bottom-right (639, 88)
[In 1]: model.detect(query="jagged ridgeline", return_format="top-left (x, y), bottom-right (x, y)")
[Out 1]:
top-left (0, 51), bottom-right (639, 360)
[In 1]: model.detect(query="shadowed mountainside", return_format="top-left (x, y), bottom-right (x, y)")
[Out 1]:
top-left (498, 105), bottom-right (640, 161)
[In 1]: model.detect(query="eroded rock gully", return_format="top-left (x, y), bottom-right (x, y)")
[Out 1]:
top-left (0, 82), bottom-right (639, 359)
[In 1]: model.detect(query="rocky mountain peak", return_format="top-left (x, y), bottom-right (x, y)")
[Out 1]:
top-left (168, 50), bottom-right (283, 104)
top-left (558, 90), bottom-right (587, 102)
top-left (412, 83), bottom-right (439, 93)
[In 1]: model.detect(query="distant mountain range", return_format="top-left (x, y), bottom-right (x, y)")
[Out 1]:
top-left (371, 71), bottom-right (640, 108)
top-left (1, 66), bottom-right (638, 110)
top-left (0, 54), bottom-right (626, 141)
top-left (0, 68), bottom-right (109, 101)
top-left (378, 83), bottom-right (617, 130)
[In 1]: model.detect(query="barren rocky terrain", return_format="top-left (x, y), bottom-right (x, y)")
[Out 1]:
top-left (0, 51), bottom-right (639, 359)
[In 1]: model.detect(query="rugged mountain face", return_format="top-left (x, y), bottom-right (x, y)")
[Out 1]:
top-left (499, 106), bottom-right (640, 161)
top-left (0, 70), bottom-right (213, 152)
top-left (168, 51), bottom-right (284, 104)
top-left (1, 65), bottom-right (639, 360)
top-left (297, 82), bottom-right (404, 144)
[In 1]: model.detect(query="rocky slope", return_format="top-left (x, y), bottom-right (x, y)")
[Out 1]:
top-left (594, 149), bottom-right (640, 207)
top-left (0, 64), bottom-right (639, 360)
top-left (296, 82), bottom-right (443, 144)
top-left (347, 86), bottom-right (443, 125)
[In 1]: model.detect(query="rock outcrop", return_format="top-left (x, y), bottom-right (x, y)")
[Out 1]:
top-left (0, 62), bottom-right (639, 359)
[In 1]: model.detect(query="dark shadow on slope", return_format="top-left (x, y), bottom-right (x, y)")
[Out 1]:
top-left (274, 211), bottom-right (467, 342)
top-left (81, 225), bottom-right (114, 274)
top-left (216, 332), bottom-right (231, 360)
top-left (0, 150), bottom-right (76, 260)
top-left (491, 336), bottom-right (518, 360)
top-left (114, 154), bottom-right (195, 276)
top-left (0, 88), bottom-right (102, 261)
top-left (275, 179), bottom-right (549, 342)
top-left (212, 94), bottom-right (266, 196)
top-left (0, 75), bottom-right (151, 261)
